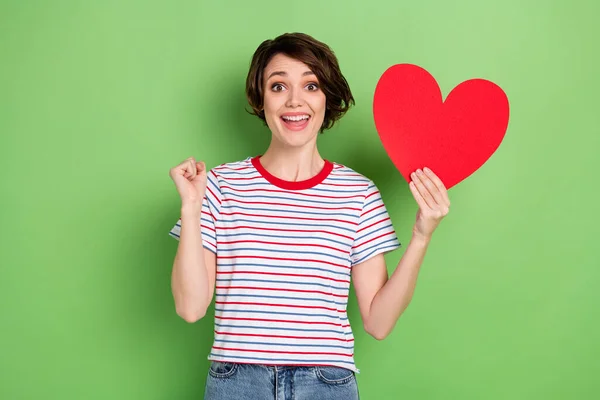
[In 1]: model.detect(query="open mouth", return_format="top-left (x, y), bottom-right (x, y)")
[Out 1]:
top-left (281, 114), bottom-right (311, 131)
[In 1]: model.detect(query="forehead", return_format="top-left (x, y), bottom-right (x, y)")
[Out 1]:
top-left (263, 53), bottom-right (314, 79)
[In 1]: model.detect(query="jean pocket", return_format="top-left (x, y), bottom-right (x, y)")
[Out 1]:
top-left (208, 361), bottom-right (239, 378)
top-left (315, 365), bottom-right (355, 385)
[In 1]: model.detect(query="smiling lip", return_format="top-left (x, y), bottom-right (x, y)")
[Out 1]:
top-left (280, 112), bottom-right (311, 131)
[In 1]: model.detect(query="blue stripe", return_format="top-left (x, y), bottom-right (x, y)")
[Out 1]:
top-left (353, 237), bottom-right (399, 258)
top-left (353, 232), bottom-right (398, 257)
top-left (216, 278), bottom-right (349, 291)
top-left (207, 175), bottom-right (222, 195)
top-left (326, 177), bottom-right (368, 183)
top-left (364, 196), bottom-right (381, 210)
top-left (217, 218), bottom-right (356, 233)
top-left (310, 187), bottom-right (364, 195)
top-left (214, 293), bottom-right (347, 306)
top-left (216, 169), bottom-right (258, 176)
top-left (223, 181), bottom-right (364, 196)
top-left (209, 353), bottom-right (355, 366)
top-left (215, 323), bottom-right (352, 335)
top-left (353, 243), bottom-right (400, 265)
top-left (361, 210), bottom-right (389, 226)
top-left (204, 231), bottom-right (216, 242)
top-left (213, 339), bottom-right (354, 350)
top-left (200, 216), bottom-right (212, 224)
top-left (215, 308), bottom-right (348, 321)
top-left (173, 223), bottom-right (216, 242)
top-left (221, 204), bottom-right (357, 219)
top-left (217, 246), bottom-right (350, 262)
top-left (206, 196), bottom-right (218, 212)
top-left (218, 232), bottom-right (350, 248)
top-left (216, 262), bottom-right (350, 277)
top-left (354, 221), bottom-right (394, 243)
top-left (332, 167), bottom-right (360, 174)
top-left (220, 190), bottom-right (364, 207)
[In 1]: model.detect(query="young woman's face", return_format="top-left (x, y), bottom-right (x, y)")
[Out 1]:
top-left (262, 53), bottom-right (326, 148)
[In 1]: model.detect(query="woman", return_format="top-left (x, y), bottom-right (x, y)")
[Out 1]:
top-left (168, 32), bottom-right (450, 400)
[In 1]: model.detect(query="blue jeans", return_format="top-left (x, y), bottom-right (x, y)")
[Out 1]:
top-left (204, 361), bottom-right (360, 400)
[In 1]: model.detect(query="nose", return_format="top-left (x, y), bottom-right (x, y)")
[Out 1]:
top-left (285, 87), bottom-right (304, 108)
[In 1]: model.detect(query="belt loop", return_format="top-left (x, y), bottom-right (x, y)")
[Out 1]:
top-left (274, 365), bottom-right (278, 400)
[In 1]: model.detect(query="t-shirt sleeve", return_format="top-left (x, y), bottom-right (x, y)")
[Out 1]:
top-left (168, 169), bottom-right (222, 254)
top-left (350, 180), bottom-right (401, 266)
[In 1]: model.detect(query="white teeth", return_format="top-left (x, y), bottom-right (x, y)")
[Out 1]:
top-left (282, 115), bottom-right (309, 122)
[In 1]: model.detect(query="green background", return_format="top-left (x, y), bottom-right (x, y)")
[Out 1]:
top-left (1, 0), bottom-right (598, 399)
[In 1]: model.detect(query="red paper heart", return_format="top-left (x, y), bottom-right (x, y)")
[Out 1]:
top-left (373, 64), bottom-right (509, 189)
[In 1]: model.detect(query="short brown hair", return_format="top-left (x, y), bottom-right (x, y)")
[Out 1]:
top-left (245, 32), bottom-right (355, 133)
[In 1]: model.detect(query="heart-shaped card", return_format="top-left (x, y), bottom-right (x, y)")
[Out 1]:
top-left (373, 63), bottom-right (510, 189)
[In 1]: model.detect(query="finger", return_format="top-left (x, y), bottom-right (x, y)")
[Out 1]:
top-left (196, 161), bottom-right (206, 175)
top-left (423, 167), bottom-right (450, 207)
top-left (176, 159), bottom-right (189, 178)
top-left (181, 163), bottom-right (191, 179)
top-left (409, 180), bottom-right (429, 211)
top-left (411, 170), bottom-right (435, 209)
top-left (187, 159), bottom-right (197, 180)
top-left (416, 170), bottom-right (445, 207)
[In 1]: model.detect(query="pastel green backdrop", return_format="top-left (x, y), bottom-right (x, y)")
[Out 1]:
top-left (1, 0), bottom-right (598, 399)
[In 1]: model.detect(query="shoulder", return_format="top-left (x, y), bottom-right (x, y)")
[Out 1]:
top-left (328, 162), bottom-right (386, 205)
top-left (208, 157), bottom-right (256, 180)
top-left (328, 161), bottom-right (374, 188)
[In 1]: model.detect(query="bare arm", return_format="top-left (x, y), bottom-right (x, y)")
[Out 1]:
top-left (352, 234), bottom-right (429, 340)
top-left (352, 167), bottom-right (450, 340)
top-left (171, 209), bottom-right (217, 323)
top-left (169, 157), bottom-right (217, 323)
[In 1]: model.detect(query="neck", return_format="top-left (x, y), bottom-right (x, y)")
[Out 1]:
top-left (259, 140), bottom-right (325, 182)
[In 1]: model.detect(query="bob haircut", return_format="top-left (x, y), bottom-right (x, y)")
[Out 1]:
top-left (245, 32), bottom-right (355, 133)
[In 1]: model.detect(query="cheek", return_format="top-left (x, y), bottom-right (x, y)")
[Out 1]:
top-left (314, 93), bottom-right (326, 113)
top-left (263, 93), bottom-right (283, 113)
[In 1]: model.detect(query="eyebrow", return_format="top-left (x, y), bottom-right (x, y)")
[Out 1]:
top-left (266, 70), bottom-right (315, 80)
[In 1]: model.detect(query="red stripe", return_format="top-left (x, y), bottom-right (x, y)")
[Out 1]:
top-left (200, 224), bottom-right (215, 233)
top-left (365, 190), bottom-right (380, 200)
top-left (202, 202), bottom-right (217, 220)
top-left (212, 346), bottom-right (353, 357)
top-left (216, 286), bottom-right (349, 298)
top-left (215, 316), bottom-right (350, 328)
top-left (353, 230), bottom-right (395, 250)
top-left (217, 225), bottom-right (353, 241)
top-left (220, 211), bottom-right (358, 226)
top-left (206, 185), bottom-right (221, 206)
top-left (208, 359), bottom-right (354, 368)
top-left (217, 255), bottom-right (349, 270)
top-left (330, 168), bottom-right (362, 177)
top-left (223, 175), bottom-right (261, 181)
top-left (360, 203), bottom-right (384, 218)
top-left (215, 301), bottom-right (346, 313)
top-left (223, 197), bottom-right (361, 212)
top-left (321, 182), bottom-right (368, 187)
top-left (216, 270), bottom-right (350, 283)
top-left (214, 330), bottom-right (354, 342)
top-left (356, 216), bottom-right (389, 234)
top-left (219, 239), bottom-right (348, 255)
top-left (214, 165), bottom-right (253, 172)
top-left (220, 185), bottom-right (362, 200)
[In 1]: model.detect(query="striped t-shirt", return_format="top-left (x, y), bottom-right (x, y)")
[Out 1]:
top-left (169, 156), bottom-right (400, 373)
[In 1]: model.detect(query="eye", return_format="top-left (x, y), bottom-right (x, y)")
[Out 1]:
top-left (306, 83), bottom-right (319, 91)
top-left (271, 83), bottom-right (286, 92)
